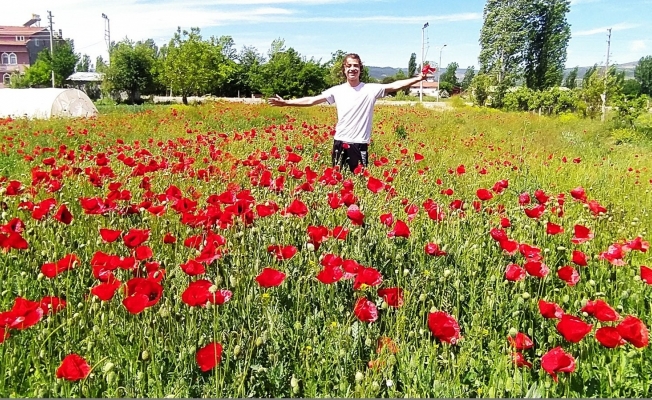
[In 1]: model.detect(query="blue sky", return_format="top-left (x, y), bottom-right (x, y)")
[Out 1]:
top-left (3, 0), bottom-right (651, 71)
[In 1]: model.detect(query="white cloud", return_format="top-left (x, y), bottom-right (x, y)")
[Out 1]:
top-left (629, 40), bottom-right (647, 52)
top-left (574, 22), bottom-right (640, 36)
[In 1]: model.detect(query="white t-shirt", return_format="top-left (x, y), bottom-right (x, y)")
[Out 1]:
top-left (322, 82), bottom-right (385, 144)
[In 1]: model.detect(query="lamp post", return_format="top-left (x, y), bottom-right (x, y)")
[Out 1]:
top-left (420, 22), bottom-right (429, 103)
top-left (437, 44), bottom-right (447, 102)
top-left (102, 13), bottom-right (110, 60)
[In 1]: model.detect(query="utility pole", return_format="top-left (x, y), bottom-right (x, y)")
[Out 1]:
top-left (102, 13), bottom-right (111, 60)
top-left (601, 28), bottom-right (611, 123)
top-left (47, 10), bottom-right (55, 88)
top-left (420, 22), bottom-right (428, 103)
top-left (437, 44), bottom-right (447, 102)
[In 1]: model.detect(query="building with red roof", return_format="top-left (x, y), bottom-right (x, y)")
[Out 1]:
top-left (0, 15), bottom-right (56, 88)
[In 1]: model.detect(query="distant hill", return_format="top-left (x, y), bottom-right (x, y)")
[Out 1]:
top-left (368, 61), bottom-right (640, 81)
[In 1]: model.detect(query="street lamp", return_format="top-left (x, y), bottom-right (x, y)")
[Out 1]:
top-left (437, 44), bottom-right (447, 102)
top-left (102, 13), bottom-right (110, 59)
top-left (420, 22), bottom-right (429, 103)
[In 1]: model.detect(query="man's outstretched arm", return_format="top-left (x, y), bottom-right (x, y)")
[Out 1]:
top-left (268, 94), bottom-right (329, 107)
top-left (382, 72), bottom-right (428, 93)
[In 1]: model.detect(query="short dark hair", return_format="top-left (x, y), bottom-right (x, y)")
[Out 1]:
top-left (341, 53), bottom-right (363, 76)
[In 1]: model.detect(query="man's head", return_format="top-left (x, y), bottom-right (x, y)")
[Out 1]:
top-left (341, 53), bottom-right (363, 85)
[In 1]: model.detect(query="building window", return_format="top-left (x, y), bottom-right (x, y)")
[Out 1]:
top-left (35, 39), bottom-right (42, 46)
top-left (9, 53), bottom-right (17, 65)
top-left (2, 74), bottom-right (10, 85)
top-left (1, 53), bottom-right (8, 65)
top-left (15, 36), bottom-right (25, 41)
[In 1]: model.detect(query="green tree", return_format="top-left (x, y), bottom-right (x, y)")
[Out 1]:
top-left (523, 0), bottom-right (571, 90)
top-left (479, 0), bottom-right (528, 86)
top-left (440, 62), bottom-right (460, 92)
top-left (564, 66), bottom-right (578, 89)
top-left (634, 55), bottom-right (652, 96)
top-left (408, 53), bottom-right (417, 77)
top-left (49, 39), bottom-right (80, 86)
top-left (470, 73), bottom-right (492, 106)
top-left (95, 56), bottom-right (108, 73)
top-left (234, 45), bottom-right (266, 97)
top-left (77, 54), bottom-right (92, 72)
top-left (105, 38), bottom-right (160, 103)
top-left (461, 66), bottom-right (475, 91)
top-left (622, 79), bottom-right (641, 98)
top-left (582, 64), bottom-right (598, 87)
top-left (259, 42), bottom-right (327, 98)
top-left (162, 27), bottom-right (227, 104)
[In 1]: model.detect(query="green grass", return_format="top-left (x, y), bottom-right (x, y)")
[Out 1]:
top-left (0, 103), bottom-right (650, 397)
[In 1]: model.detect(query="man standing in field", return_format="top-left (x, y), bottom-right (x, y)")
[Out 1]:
top-left (268, 53), bottom-right (429, 173)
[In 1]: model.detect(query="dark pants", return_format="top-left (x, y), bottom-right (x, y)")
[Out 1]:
top-left (331, 140), bottom-right (368, 173)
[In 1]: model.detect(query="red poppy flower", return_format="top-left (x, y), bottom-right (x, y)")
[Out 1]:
top-left (124, 277), bottom-right (163, 308)
top-left (182, 280), bottom-right (212, 307)
top-left (570, 187), bottom-right (587, 202)
top-left (500, 217), bottom-right (511, 228)
top-left (180, 259), bottom-right (206, 276)
top-left (424, 242), bottom-right (447, 257)
top-left (123, 228), bottom-right (150, 248)
top-left (587, 200), bottom-right (607, 216)
top-left (196, 342), bottom-right (223, 372)
top-left (331, 226), bottom-right (349, 240)
top-left (524, 261), bottom-right (549, 278)
top-left (41, 254), bottom-right (80, 278)
top-left (307, 225), bottom-right (329, 247)
top-left (595, 326), bottom-right (626, 348)
top-left (571, 250), bottom-right (588, 266)
top-left (367, 176), bottom-right (384, 193)
top-left (342, 259), bottom-right (362, 279)
top-left (163, 232), bottom-right (177, 244)
top-left (546, 222), bottom-right (564, 235)
top-left (499, 239), bottom-right (519, 255)
top-left (100, 228), bottom-right (122, 243)
top-left (556, 314), bottom-right (593, 343)
top-left (541, 347), bottom-right (575, 382)
top-left (346, 204), bottom-right (365, 226)
top-left (39, 296), bottom-right (66, 314)
top-left (54, 205), bottom-right (73, 225)
top-left (379, 212), bottom-right (394, 227)
top-left (414, 152), bottom-right (424, 162)
top-left (476, 188), bottom-right (493, 201)
top-left (571, 225), bottom-right (594, 244)
top-left (520, 243), bottom-right (542, 261)
top-left (581, 299), bottom-right (620, 322)
top-left (256, 203), bottom-right (277, 217)
top-left (539, 299), bottom-right (564, 319)
top-left (255, 267), bottom-right (286, 288)
top-left (428, 311), bottom-right (461, 345)
top-left (518, 192), bottom-right (531, 205)
top-left (91, 279), bottom-right (122, 301)
top-left (511, 352), bottom-right (532, 368)
top-left (353, 266), bottom-right (383, 289)
top-left (354, 297), bottom-right (378, 323)
top-left (267, 245), bottom-right (298, 261)
top-left (507, 332), bottom-right (534, 350)
top-left (492, 179), bottom-right (509, 194)
top-left (598, 244), bottom-right (626, 266)
top-left (316, 265), bottom-right (344, 284)
top-left (557, 266), bottom-right (580, 286)
top-left (283, 198), bottom-right (308, 217)
top-left (524, 204), bottom-right (545, 219)
top-left (534, 189), bottom-right (550, 204)
top-left (388, 220), bottom-right (410, 238)
top-left (616, 315), bottom-right (649, 348)
top-left (623, 236), bottom-right (649, 253)
top-left (210, 289), bottom-right (233, 305)
top-left (641, 265), bottom-right (652, 284)
top-left (56, 354), bottom-right (91, 381)
top-left (377, 287), bottom-right (404, 308)
top-left (0, 297), bottom-right (44, 330)
top-left (505, 264), bottom-right (526, 281)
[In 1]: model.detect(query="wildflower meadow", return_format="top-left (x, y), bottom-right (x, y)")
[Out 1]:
top-left (0, 102), bottom-right (650, 397)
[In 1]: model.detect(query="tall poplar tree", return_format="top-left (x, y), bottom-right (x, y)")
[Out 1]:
top-left (523, 0), bottom-right (571, 90)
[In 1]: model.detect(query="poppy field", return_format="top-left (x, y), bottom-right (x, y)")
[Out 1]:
top-left (0, 103), bottom-right (650, 397)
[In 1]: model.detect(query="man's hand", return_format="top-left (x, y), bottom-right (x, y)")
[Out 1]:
top-left (267, 94), bottom-right (286, 107)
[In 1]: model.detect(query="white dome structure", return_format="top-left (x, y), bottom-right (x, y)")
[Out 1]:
top-left (0, 88), bottom-right (98, 119)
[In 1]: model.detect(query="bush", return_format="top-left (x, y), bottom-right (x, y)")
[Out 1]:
top-left (611, 128), bottom-right (642, 145)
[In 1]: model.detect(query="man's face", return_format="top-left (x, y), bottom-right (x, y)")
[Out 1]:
top-left (344, 57), bottom-right (361, 81)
